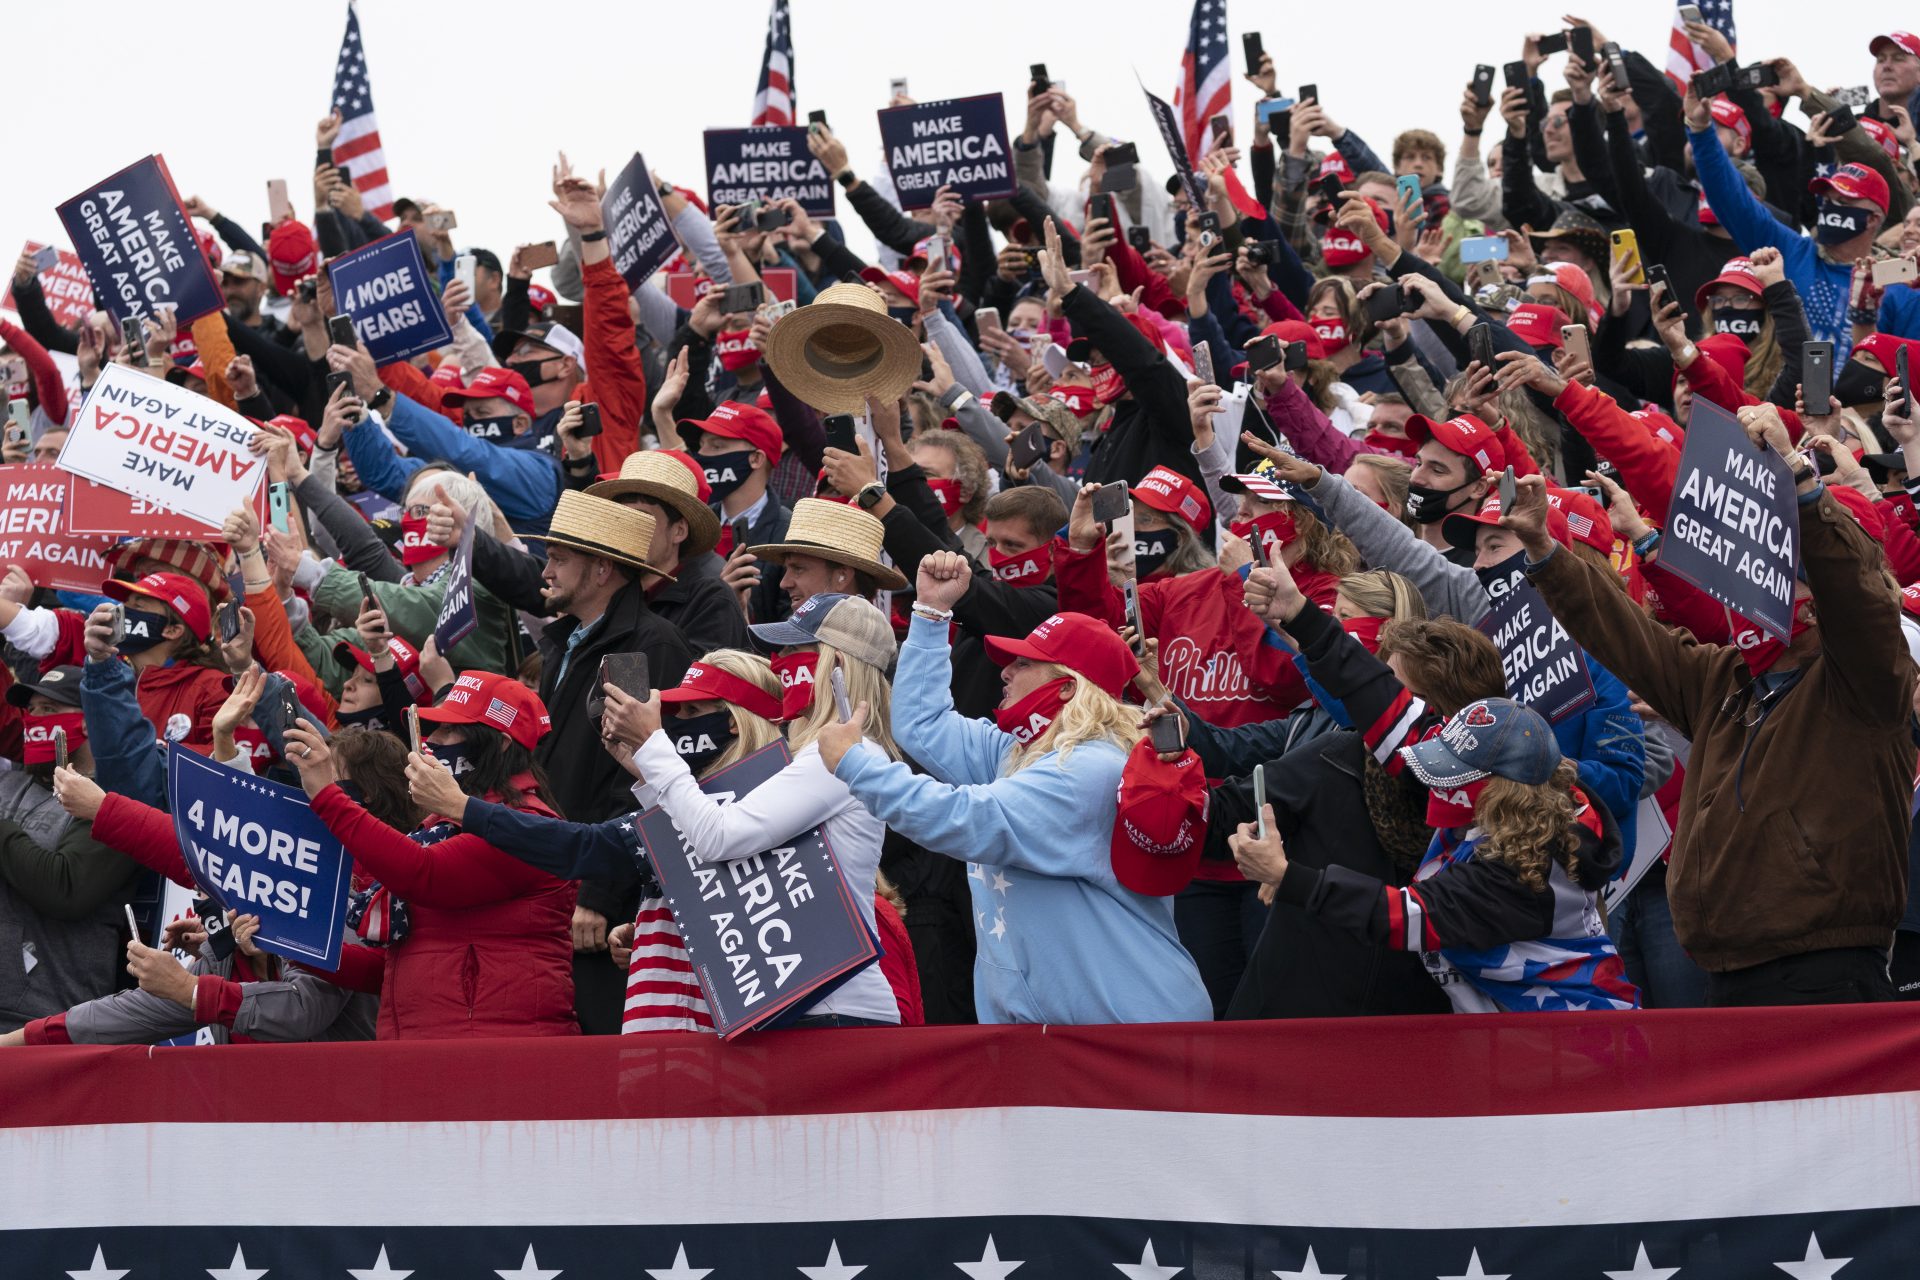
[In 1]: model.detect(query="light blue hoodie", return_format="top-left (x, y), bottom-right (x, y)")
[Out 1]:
top-left (834, 616), bottom-right (1210, 1025)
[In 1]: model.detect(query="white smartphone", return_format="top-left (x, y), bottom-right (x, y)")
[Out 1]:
top-left (830, 665), bottom-right (852, 722)
top-left (890, 76), bottom-right (910, 99)
top-left (1253, 764), bottom-right (1268, 840)
top-left (454, 253), bottom-right (477, 295)
top-left (976, 307), bottom-right (1002, 334)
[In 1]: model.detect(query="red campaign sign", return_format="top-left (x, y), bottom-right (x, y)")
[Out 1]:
top-left (0, 463), bottom-right (116, 594)
top-left (64, 472), bottom-right (266, 539)
top-left (2, 241), bottom-right (97, 331)
top-left (664, 267), bottom-right (797, 311)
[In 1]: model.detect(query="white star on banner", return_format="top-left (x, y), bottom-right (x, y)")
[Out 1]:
top-left (646, 1245), bottom-right (713, 1280)
top-left (206, 1244), bottom-right (269, 1280)
top-left (797, 1239), bottom-right (867, 1279)
top-left (495, 1245), bottom-right (562, 1279)
top-left (956, 1234), bottom-right (1025, 1278)
top-left (68, 1246), bottom-right (131, 1280)
top-left (1774, 1233), bottom-right (1851, 1279)
top-left (1114, 1239), bottom-right (1184, 1278)
top-left (1437, 1249), bottom-right (1509, 1280)
top-left (346, 1245), bottom-right (413, 1280)
top-left (1604, 1242), bottom-right (1680, 1280)
top-left (1273, 1246), bottom-right (1346, 1279)
top-left (990, 871), bottom-right (1011, 894)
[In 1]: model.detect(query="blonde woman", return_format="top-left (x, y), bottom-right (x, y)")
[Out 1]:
top-left (818, 553), bottom-right (1210, 1026)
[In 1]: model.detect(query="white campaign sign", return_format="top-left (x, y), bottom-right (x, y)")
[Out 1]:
top-left (54, 363), bottom-right (266, 530)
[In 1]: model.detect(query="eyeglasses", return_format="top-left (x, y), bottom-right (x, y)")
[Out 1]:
top-left (403, 503), bottom-right (434, 519)
top-left (1541, 115), bottom-right (1571, 132)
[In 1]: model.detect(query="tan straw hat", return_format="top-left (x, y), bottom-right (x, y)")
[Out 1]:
top-left (762, 281), bottom-right (923, 414)
top-left (518, 490), bottom-right (674, 580)
top-left (585, 451), bottom-right (721, 559)
top-left (744, 497), bottom-right (908, 590)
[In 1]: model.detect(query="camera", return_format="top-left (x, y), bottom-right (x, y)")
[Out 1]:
top-left (1245, 241), bottom-right (1279, 266)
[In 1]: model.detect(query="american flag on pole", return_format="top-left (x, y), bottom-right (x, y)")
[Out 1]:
top-left (328, 2), bottom-right (394, 221)
top-left (1173, 0), bottom-right (1232, 165)
top-left (750, 0), bottom-right (794, 127)
top-left (1667, 0), bottom-right (1738, 91)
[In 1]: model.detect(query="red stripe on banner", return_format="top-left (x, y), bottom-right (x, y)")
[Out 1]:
top-left (8, 1008), bottom-right (1920, 1129)
top-left (353, 168), bottom-right (390, 195)
top-left (332, 131), bottom-right (384, 163)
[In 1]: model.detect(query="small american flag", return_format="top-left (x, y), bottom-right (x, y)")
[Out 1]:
top-left (328, 2), bottom-right (394, 220)
top-left (1173, 0), bottom-right (1232, 164)
top-left (750, 0), bottom-right (794, 127)
top-left (483, 697), bottom-right (518, 731)
top-left (1667, 0), bottom-right (1738, 91)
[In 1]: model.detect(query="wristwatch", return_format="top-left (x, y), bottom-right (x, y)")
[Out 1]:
top-left (580, 230), bottom-right (608, 243)
top-left (367, 386), bottom-right (393, 412)
top-left (854, 481), bottom-right (887, 510)
top-left (836, 169), bottom-right (858, 190)
top-left (1791, 463), bottom-right (1817, 487)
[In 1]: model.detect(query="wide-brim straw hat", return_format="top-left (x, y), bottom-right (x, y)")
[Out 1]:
top-left (516, 490), bottom-right (674, 580)
top-left (585, 451), bottom-right (721, 559)
top-left (762, 281), bottom-right (923, 414)
top-left (744, 497), bottom-right (908, 590)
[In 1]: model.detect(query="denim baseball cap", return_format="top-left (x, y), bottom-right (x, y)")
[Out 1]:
top-left (1399, 697), bottom-right (1559, 788)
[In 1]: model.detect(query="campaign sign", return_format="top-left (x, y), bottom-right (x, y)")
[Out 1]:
top-left (1141, 83), bottom-right (1209, 207)
top-left (65, 472), bottom-right (268, 539)
top-left (636, 742), bottom-right (880, 1038)
top-left (0, 464), bottom-right (114, 594)
top-left (663, 267), bottom-right (797, 311)
top-left (55, 155), bottom-right (223, 326)
top-left (55, 363), bottom-right (265, 530)
top-left (877, 94), bottom-right (1015, 208)
top-left (325, 230), bottom-right (452, 364)
top-left (704, 127), bottom-right (835, 217)
top-left (433, 515), bottom-right (479, 653)
top-left (1659, 397), bottom-right (1800, 642)
top-left (3, 240), bottom-right (97, 330)
top-left (602, 153), bottom-right (679, 291)
top-left (166, 744), bottom-right (352, 970)
top-left (1475, 565), bottom-right (1597, 723)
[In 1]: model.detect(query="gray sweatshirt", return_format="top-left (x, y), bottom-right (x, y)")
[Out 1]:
top-left (1307, 470), bottom-right (1489, 624)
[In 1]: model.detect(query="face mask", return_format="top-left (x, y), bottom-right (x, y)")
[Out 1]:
top-left (115, 609), bottom-right (168, 655)
top-left (669, 709), bottom-right (737, 773)
top-left (927, 477), bottom-right (964, 517)
top-left (715, 330), bottom-right (761, 373)
top-left (426, 740), bottom-right (474, 777)
top-left (701, 449), bottom-right (756, 502)
top-left (1090, 362), bottom-right (1126, 406)
top-left (335, 705), bottom-right (387, 731)
top-left (1476, 550), bottom-right (1528, 603)
top-left (21, 711), bottom-right (85, 765)
top-left (1425, 777), bottom-right (1488, 828)
top-left (994, 676), bottom-right (1074, 744)
top-left (887, 306), bottom-right (918, 326)
top-left (1814, 200), bottom-right (1869, 245)
top-left (231, 726), bottom-right (275, 768)
top-left (1832, 359), bottom-right (1886, 407)
top-left (507, 357), bottom-right (554, 387)
top-left (399, 515), bottom-right (441, 566)
top-left (987, 543), bottom-right (1051, 584)
top-left (1711, 309), bottom-right (1763, 342)
top-left (1734, 602), bottom-right (1814, 675)
top-left (464, 413), bottom-right (518, 442)
top-left (770, 651), bottom-right (820, 721)
top-left (1340, 615), bottom-right (1386, 652)
top-left (335, 778), bottom-right (366, 806)
top-left (1405, 479), bottom-right (1473, 525)
top-left (1229, 510), bottom-right (1297, 562)
top-left (1134, 528), bottom-right (1179, 577)
top-left (1311, 317), bottom-right (1350, 355)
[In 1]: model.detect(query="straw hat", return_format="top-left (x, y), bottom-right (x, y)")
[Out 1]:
top-left (744, 497), bottom-right (908, 590)
top-left (762, 282), bottom-right (923, 414)
top-left (518, 490), bottom-right (674, 579)
top-left (585, 451), bottom-right (721, 559)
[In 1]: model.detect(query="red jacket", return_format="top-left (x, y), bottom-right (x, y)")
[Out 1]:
top-left (874, 895), bottom-right (923, 1027)
top-left (136, 662), bottom-right (231, 751)
top-left (311, 779), bottom-right (578, 1040)
top-left (578, 257), bottom-right (647, 474)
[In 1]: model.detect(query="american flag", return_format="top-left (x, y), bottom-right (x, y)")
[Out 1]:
top-left (328, 2), bottom-right (394, 221)
top-left (484, 697), bottom-right (519, 731)
top-left (1667, 0), bottom-right (1738, 91)
top-left (1172, 0), bottom-right (1232, 165)
top-left (750, 0), bottom-right (794, 127)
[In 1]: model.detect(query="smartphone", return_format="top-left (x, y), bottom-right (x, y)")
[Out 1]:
top-left (1068, 269), bottom-right (1096, 288)
top-left (1395, 173), bottom-right (1423, 219)
top-left (453, 254), bottom-right (478, 296)
top-left (1900, 343), bottom-right (1913, 418)
top-left (324, 369), bottom-right (357, 409)
top-left (31, 245), bottom-right (58, 272)
top-left (1365, 286), bottom-right (1407, 324)
top-left (120, 316), bottom-right (147, 366)
top-left (1242, 32), bottom-right (1265, 77)
top-left (1193, 342), bottom-right (1215, 386)
top-left (1091, 482), bottom-right (1131, 528)
top-left (589, 652), bottom-right (651, 722)
top-left (1148, 704), bottom-right (1184, 753)
top-left (1603, 42), bottom-right (1631, 88)
top-left (1316, 173), bottom-right (1345, 207)
top-left (124, 903), bottom-right (140, 941)
top-left (357, 571), bottom-right (377, 619)
top-left (1802, 340), bottom-right (1835, 411)
top-left (1209, 114), bottom-right (1233, 146)
top-left (1088, 193), bottom-right (1116, 227)
top-left (1644, 262), bottom-right (1674, 308)
top-left (1029, 62), bottom-right (1050, 97)
top-left (718, 281), bottom-right (765, 314)
top-left (1873, 259), bottom-right (1918, 288)
top-left (426, 210), bottom-right (457, 232)
top-left (731, 516), bottom-right (750, 553)
top-left (1127, 225), bottom-right (1153, 255)
top-left (1246, 335), bottom-right (1283, 372)
top-left (1467, 323), bottom-right (1496, 371)
top-left (1123, 577), bottom-right (1145, 649)
top-left (1298, 84), bottom-right (1319, 105)
top-left (267, 178), bottom-right (292, 224)
top-left (52, 726), bottom-right (67, 770)
top-left (1826, 103), bottom-right (1858, 135)
top-left (976, 307), bottom-right (1003, 335)
top-left (217, 598), bottom-right (243, 647)
top-left (1009, 421), bottom-right (1050, 470)
top-left (575, 403), bottom-right (603, 438)
top-left (1253, 763), bottom-right (1269, 840)
top-left (822, 412), bottom-right (859, 455)
top-left (1834, 85), bottom-right (1873, 109)
top-left (756, 205), bottom-right (793, 232)
top-left (1692, 61), bottom-right (1736, 98)
top-left (7, 398), bottom-right (30, 441)
top-left (1503, 61), bottom-right (1529, 91)
top-left (1283, 340), bottom-right (1309, 372)
top-left (1609, 229), bottom-right (1645, 285)
top-left (1561, 325), bottom-right (1593, 366)
top-left (1570, 27), bottom-right (1595, 64)
top-left (1677, 3), bottom-right (1704, 26)
top-left (1459, 235), bottom-right (1509, 263)
top-left (404, 706), bottom-right (422, 756)
top-left (1535, 31), bottom-right (1568, 56)
top-left (327, 314), bottom-right (357, 348)
top-left (1471, 64), bottom-right (1496, 107)
top-left (516, 241), bottom-right (560, 272)
top-left (267, 481), bottom-right (292, 534)
top-left (889, 76), bottom-right (910, 99)
top-left (808, 108), bottom-right (828, 127)
top-left (830, 665), bottom-right (852, 722)
top-left (1498, 465), bottom-right (1516, 512)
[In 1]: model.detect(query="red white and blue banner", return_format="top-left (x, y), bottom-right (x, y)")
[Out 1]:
top-left (4, 1007), bottom-right (1918, 1275)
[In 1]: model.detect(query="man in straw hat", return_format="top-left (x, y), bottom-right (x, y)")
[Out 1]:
top-left (745, 497), bottom-right (908, 616)
top-left (522, 489), bottom-right (693, 1035)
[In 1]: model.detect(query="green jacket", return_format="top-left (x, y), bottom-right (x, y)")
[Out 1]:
top-left (309, 562), bottom-right (513, 680)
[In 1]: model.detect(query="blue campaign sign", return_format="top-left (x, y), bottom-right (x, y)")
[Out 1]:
top-left (704, 127), bottom-right (836, 217)
top-left (433, 515), bottom-right (479, 653)
top-left (602, 152), bottom-right (678, 291)
top-left (1658, 397), bottom-right (1801, 642)
top-left (56, 154), bottom-right (224, 327)
top-left (1141, 83), bottom-right (1209, 207)
top-left (325, 229), bottom-right (453, 364)
top-left (167, 744), bottom-right (353, 970)
top-left (876, 94), bottom-right (1015, 209)
top-left (636, 741), bottom-right (879, 1038)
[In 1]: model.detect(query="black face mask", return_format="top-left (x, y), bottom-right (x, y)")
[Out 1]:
top-left (426, 741), bottom-right (474, 777)
top-left (1405, 479), bottom-right (1473, 525)
top-left (1133, 529), bottom-right (1179, 577)
top-left (1711, 309), bottom-right (1764, 343)
top-left (1814, 199), bottom-right (1869, 245)
top-left (335, 705), bottom-right (387, 732)
top-left (669, 710), bottom-right (736, 774)
top-left (335, 778), bottom-right (367, 805)
top-left (887, 306), bottom-right (918, 326)
top-left (1476, 550), bottom-right (1528, 602)
top-left (506, 357), bottom-right (555, 387)
top-left (464, 413), bottom-right (518, 442)
top-left (116, 610), bottom-right (167, 655)
top-left (1832, 358), bottom-right (1888, 407)
top-left (701, 449), bottom-right (756, 502)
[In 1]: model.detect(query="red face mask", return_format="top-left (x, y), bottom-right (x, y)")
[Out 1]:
top-left (927, 477), bottom-right (964, 517)
top-left (1425, 778), bottom-right (1488, 828)
top-left (1340, 615), bottom-right (1386, 652)
top-left (988, 543), bottom-right (1051, 584)
top-left (22, 711), bottom-right (85, 765)
top-left (230, 725), bottom-right (276, 768)
top-left (1229, 510), bottom-right (1297, 562)
top-left (715, 327), bottom-right (761, 373)
top-left (1733, 602), bottom-right (1814, 675)
top-left (1090, 362), bottom-right (1126, 405)
top-left (1311, 317), bottom-right (1350, 354)
top-left (994, 676), bottom-right (1074, 743)
top-left (770, 651), bottom-right (820, 721)
top-left (399, 515), bottom-right (440, 566)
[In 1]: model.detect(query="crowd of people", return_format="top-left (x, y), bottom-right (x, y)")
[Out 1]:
top-left (5, 14), bottom-right (1920, 1047)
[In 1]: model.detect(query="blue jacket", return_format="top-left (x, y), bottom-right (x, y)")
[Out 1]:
top-left (1689, 122), bottom-right (1854, 362)
top-left (835, 616), bottom-right (1211, 1025)
top-left (79, 659), bottom-right (164, 810)
top-left (1562, 659), bottom-right (1647, 874)
top-left (1879, 282), bottom-right (1920, 341)
top-left (343, 393), bottom-right (563, 532)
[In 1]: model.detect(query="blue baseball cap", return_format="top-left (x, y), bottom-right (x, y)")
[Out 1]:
top-left (747, 592), bottom-right (897, 671)
top-left (1399, 697), bottom-right (1559, 788)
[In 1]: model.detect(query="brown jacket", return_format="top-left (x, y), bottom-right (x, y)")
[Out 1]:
top-left (1529, 489), bottom-right (1914, 973)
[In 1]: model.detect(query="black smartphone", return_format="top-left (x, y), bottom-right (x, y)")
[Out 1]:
top-left (1826, 103), bottom-right (1858, 135)
top-left (1569, 27), bottom-right (1594, 64)
top-left (1298, 83), bottom-right (1318, 105)
top-left (357, 571), bottom-right (377, 618)
top-left (1366, 286), bottom-right (1407, 324)
top-left (1242, 32), bottom-right (1265, 77)
top-left (1246, 335), bottom-right (1283, 372)
top-left (325, 370), bottom-right (358, 414)
top-left (1209, 114), bottom-right (1233, 146)
top-left (327, 314), bottom-right (357, 348)
top-left (1283, 340), bottom-right (1309, 371)
top-left (1898, 343), bottom-right (1913, 418)
top-left (823, 412), bottom-right (859, 455)
top-left (1009, 421), bottom-right (1050, 470)
top-left (1104, 142), bottom-right (1139, 166)
top-left (1535, 31), bottom-right (1568, 56)
top-left (1471, 64), bottom-right (1496, 107)
top-left (1802, 340), bottom-right (1835, 411)
top-left (1503, 61), bottom-right (1529, 91)
top-left (1692, 61), bottom-right (1735, 98)
top-left (1124, 578), bottom-right (1146, 654)
top-left (755, 205), bottom-right (792, 232)
top-left (1127, 225), bottom-right (1152, 254)
top-left (1317, 173), bottom-right (1345, 206)
top-left (718, 282), bottom-right (765, 314)
top-left (1498, 465), bottom-right (1516, 512)
top-left (1091, 482), bottom-right (1131, 527)
top-left (808, 109), bottom-right (828, 127)
top-left (1644, 263), bottom-right (1674, 308)
top-left (1468, 322), bottom-right (1496, 371)
top-left (1148, 707), bottom-right (1185, 754)
top-left (1191, 210), bottom-right (1221, 249)
top-left (1743, 62), bottom-right (1781, 89)
top-left (217, 598), bottom-right (243, 645)
top-left (121, 316), bottom-right (148, 366)
top-left (574, 402), bottom-right (603, 438)
top-left (1029, 62), bottom-right (1050, 97)
top-left (731, 516), bottom-right (750, 553)
top-left (1604, 42), bottom-right (1631, 88)
top-left (1088, 193), bottom-right (1116, 227)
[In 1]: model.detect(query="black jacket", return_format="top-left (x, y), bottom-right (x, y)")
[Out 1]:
top-left (725, 492), bottom-right (795, 628)
top-left (646, 550), bottom-right (752, 658)
top-left (1060, 285), bottom-right (1203, 491)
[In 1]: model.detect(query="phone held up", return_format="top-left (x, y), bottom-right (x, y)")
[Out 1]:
top-left (822, 413), bottom-right (859, 456)
top-left (1091, 482), bottom-right (1130, 529)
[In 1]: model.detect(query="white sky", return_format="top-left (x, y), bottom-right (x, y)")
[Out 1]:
top-left (0, 0), bottom-right (1894, 289)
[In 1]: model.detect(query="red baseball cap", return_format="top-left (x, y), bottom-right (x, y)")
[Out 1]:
top-left (333, 634), bottom-right (428, 704)
top-left (1506, 302), bottom-right (1567, 349)
top-left (1694, 256), bottom-right (1762, 313)
top-left (1132, 465), bottom-right (1211, 535)
top-left (429, 362), bottom-right (467, 389)
top-left (266, 413), bottom-right (318, 455)
top-left (858, 267), bottom-right (921, 306)
top-left (1317, 153), bottom-right (1354, 184)
top-left (1810, 162), bottom-right (1891, 214)
top-left (1862, 115), bottom-right (1902, 161)
top-left (1871, 31), bottom-right (1920, 59)
top-left (1545, 486), bottom-right (1615, 554)
top-left (1534, 261), bottom-right (1598, 322)
top-left (417, 670), bottom-right (552, 750)
top-left (1321, 223), bottom-right (1372, 268)
top-left (983, 612), bottom-right (1140, 700)
top-left (1109, 738), bottom-right (1209, 897)
top-left (266, 220), bottom-right (319, 296)
top-left (1708, 96), bottom-right (1752, 146)
top-left (680, 400), bottom-right (783, 463)
top-left (1901, 581), bottom-right (1920, 619)
top-left (1850, 331), bottom-right (1920, 374)
top-left (526, 283), bottom-right (557, 316)
top-left (1695, 332), bottom-right (1751, 387)
top-left (1403, 412), bottom-right (1506, 473)
top-left (102, 571), bottom-right (213, 643)
top-left (441, 366), bottom-right (535, 417)
top-left (1633, 405), bottom-right (1685, 446)
top-left (1443, 492), bottom-right (1568, 553)
top-left (658, 661), bottom-right (784, 723)
top-left (1261, 319), bottom-right (1326, 361)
